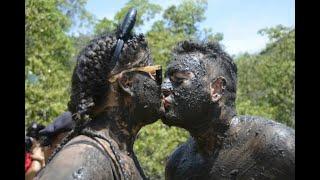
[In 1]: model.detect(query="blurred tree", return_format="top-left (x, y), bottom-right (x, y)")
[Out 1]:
top-left (114, 0), bottom-right (162, 27)
top-left (147, 0), bottom-right (223, 68)
top-left (93, 18), bottom-right (117, 36)
top-left (134, 121), bottom-right (188, 179)
top-left (199, 28), bottom-right (224, 43)
top-left (93, 0), bottom-right (162, 36)
top-left (146, 20), bottom-right (185, 68)
top-left (26, 1), bottom-right (295, 180)
top-left (25, 0), bottom-right (93, 126)
top-left (70, 33), bottom-right (92, 56)
top-left (236, 25), bottom-right (295, 128)
top-left (163, 0), bottom-right (206, 36)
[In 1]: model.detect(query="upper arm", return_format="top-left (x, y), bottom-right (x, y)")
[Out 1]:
top-left (269, 126), bottom-right (295, 163)
top-left (263, 124), bottom-right (295, 159)
top-left (256, 125), bottom-right (295, 178)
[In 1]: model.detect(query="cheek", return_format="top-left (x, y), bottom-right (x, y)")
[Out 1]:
top-left (174, 80), bottom-right (210, 110)
top-left (134, 78), bottom-right (161, 106)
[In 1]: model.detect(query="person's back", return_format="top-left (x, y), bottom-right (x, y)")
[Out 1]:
top-left (165, 115), bottom-right (295, 180)
top-left (36, 135), bottom-right (135, 180)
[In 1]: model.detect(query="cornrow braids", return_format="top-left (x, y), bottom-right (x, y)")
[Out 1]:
top-left (46, 33), bottom-right (152, 178)
top-left (42, 9), bottom-right (151, 180)
top-left (68, 33), bottom-right (152, 116)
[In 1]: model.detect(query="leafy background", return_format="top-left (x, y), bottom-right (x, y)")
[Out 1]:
top-left (25, 0), bottom-right (294, 179)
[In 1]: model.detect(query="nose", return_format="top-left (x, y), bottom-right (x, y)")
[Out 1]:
top-left (161, 78), bottom-right (173, 97)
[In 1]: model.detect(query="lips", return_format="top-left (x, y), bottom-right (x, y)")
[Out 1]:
top-left (162, 95), bottom-right (174, 110)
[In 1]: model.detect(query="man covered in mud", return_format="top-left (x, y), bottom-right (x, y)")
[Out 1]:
top-left (161, 40), bottom-right (295, 180)
top-left (36, 9), bottom-right (162, 180)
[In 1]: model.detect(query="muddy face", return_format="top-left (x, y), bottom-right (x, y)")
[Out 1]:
top-left (130, 72), bottom-right (162, 125)
top-left (161, 52), bottom-right (214, 129)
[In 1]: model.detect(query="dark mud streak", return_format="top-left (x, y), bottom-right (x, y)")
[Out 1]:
top-left (162, 40), bottom-right (294, 180)
top-left (37, 30), bottom-right (161, 180)
top-left (166, 116), bottom-right (295, 180)
top-left (36, 137), bottom-right (116, 180)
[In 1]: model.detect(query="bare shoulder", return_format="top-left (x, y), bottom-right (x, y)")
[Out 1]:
top-left (36, 135), bottom-right (115, 180)
top-left (226, 116), bottom-right (295, 178)
top-left (234, 115), bottom-right (295, 151)
top-left (233, 116), bottom-right (295, 176)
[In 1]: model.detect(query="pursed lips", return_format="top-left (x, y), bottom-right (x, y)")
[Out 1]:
top-left (162, 95), bottom-right (174, 110)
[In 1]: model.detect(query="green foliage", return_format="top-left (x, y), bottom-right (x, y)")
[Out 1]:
top-left (94, 18), bottom-right (117, 36)
top-left (258, 25), bottom-right (292, 43)
top-left (134, 121), bottom-right (188, 179)
top-left (114, 0), bottom-right (162, 27)
top-left (147, 20), bottom-right (186, 68)
top-left (163, 0), bottom-right (207, 36)
top-left (200, 28), bottom-right (224, 43)
top-left (25, 0), bottom-right (222, 179)
top-left (70, 33), bottom-right (93, 56)
top-left (147, 0), bottom-right (215, 69)
top-left (236, 26), bottom-right (295, 128)
top-left (93, 0), bottom-right (162, 37)
top-left (25, 0), bottom-right (92, 126)
top-left (26, 1), bottom-right (294, 180)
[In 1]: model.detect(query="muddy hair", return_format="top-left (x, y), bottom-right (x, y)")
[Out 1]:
top-left (68, 33), bottom-right (152, 116)
top-left (173, 40), bottom-right (238, 112)
top-left (46, 33), bottom-right (153, 163)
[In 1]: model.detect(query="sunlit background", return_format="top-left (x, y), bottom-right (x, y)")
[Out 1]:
top-left (26, 0), bottom-right (295, 179)
top-left (70, 0), bottom-right (295, 55)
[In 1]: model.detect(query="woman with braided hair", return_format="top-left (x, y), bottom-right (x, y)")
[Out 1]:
top-left (36, 9), bottom-right (163, 180)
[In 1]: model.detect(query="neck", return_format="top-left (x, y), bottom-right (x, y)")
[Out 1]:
top-left (88, 108), bottom-right (142, 153)
top-left (87, 107), bottom-right (148, 179)
top-left (189, 104), bottom-right (235, 156)
top-left (88, 85), bottom-right (144, 153)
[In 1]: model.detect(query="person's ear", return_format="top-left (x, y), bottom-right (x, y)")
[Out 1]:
top-left (210, 76), bottom-right (227, 103)
top-left (117, 73), bottom-right (135, 97)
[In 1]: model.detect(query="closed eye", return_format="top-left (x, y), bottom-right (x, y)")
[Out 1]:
top-left (170, 71), bottom-right (194, 84)
top-left (170, 76), bottom-right (185, 84)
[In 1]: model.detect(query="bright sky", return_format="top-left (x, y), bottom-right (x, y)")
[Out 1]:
top-left (73, 0), bottom-right (295, 55)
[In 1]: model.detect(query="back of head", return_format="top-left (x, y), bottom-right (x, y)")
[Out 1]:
top-left (68, 33), bottom-right (153, 117)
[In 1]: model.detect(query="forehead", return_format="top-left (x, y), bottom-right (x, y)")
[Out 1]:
top-left (166, 52), bottom-right (206, 76)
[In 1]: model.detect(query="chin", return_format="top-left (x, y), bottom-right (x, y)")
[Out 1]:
top-left (161, 119), bottom-right (175, 127)
top-left (160, 112), bottom-right (180, 127)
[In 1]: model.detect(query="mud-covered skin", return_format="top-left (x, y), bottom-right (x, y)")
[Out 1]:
top-left (68, 34), bottom-right (151, 115)
top-left (165, 116), bottom-right (295, 180)
top-left (162, 42), bottom-right (237, 132)
top-left (162, 52), bottom-right (215, 129)
top-left (36, 30), bottom-right (161, 179)
top-left (162, 40), bottom-right (295, 180)
top-left (36, 135), bottom-right (117, 180)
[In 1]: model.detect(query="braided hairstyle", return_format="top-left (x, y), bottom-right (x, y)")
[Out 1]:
top-left (47, 32), bottom-right (153, 163)
top-left (68, 33), bottom-right (152, 116)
